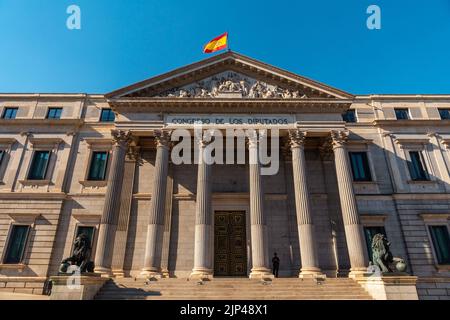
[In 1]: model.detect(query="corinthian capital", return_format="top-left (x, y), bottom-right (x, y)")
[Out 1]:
top-left (154, 130), bottom-right (172, 148)
top-left (246, 129), bottom-right (263, 149)
top-left (330, 130), bottom-right (349, 149)
top-left (112, 130), bottom-right (133, 146)
top-left (288, 130), bottom-right (307, 149)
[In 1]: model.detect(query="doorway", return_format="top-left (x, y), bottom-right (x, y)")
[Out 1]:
top-left (214, 211), bottom-right (247, 277)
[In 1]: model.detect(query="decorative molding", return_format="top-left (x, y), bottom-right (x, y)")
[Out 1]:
top-left (374, 119), bottom-right (450, 127)
top-left (0, 192), bottom-right (66, 200)
top-left (440, 138), bottom-right (450, 149)
top-left (109, 99), bottom-right (351, 115)
top-left (0, 138), bottom-right (17, 147)
top-left (83, 138), bottom-right (113, 147)
top-left (79, 180), bottom-right (108, 188)
top-left (18, 179), bottom-right (51, 187)
top-left (406, 180), bottom-right (437, 185)
top-left (393, 137), bottom-right (430, 146)
top-left (0, 264), bottom-right (27, 271)
top-left (72, 212), bottom-right (102, 224)
top-left (360, 214), bottom-right (388, 225)
top-left (6, 212), bottom-right (41, 224)
top-left (346, 139), bottom-right (373, 145)
top-left (419, 213), bottom-right (450, 222)
top-left (28, 137), bottom-right (63, 148)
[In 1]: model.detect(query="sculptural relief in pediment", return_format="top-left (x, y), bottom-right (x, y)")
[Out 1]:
top-left (154, 71), bottom-right (309, 99)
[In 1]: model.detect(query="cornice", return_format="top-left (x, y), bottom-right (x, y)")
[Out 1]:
top-left (0, 93), bottom-right (106, 100)
top-left (0, 192), bottom-right (67, 200)
top-left (360, 94), bottom-right (450, 100)
top-left (106, 51), bottom-right (354, 99)
top-left (29, 137), bottom-right (63, 147)
top-left (373, 119), bottom-right (450, 127)
top-left (0, 138), bottom-right (17, 146)
top-left (108, 98), bottom-right (352, 114)
top-left (0, 119), bottom-right (84, 126)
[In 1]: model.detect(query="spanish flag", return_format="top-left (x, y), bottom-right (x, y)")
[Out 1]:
top-left (203, 32), bottom-right (228, 54)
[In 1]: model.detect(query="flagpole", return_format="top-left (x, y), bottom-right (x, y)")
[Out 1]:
top-left (227, 31), bottom-right (231, 52)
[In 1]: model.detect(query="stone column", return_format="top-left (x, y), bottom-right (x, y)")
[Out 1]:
top-left (288, 130), bottom-right (323, 278)
top-left (247, 131), bottom-right (272, 279)
top-left (94, 130), bottom-right (132, 275)
top-left (329, 130), bottom-right (368, 277)
top-left (141, 130), bottom-right (171, 278)
top-left (190, 137), bottom-right (213, 280)
top-left (111, 147), bottom-right (139, 277)
top-left (160, 167), bottom-right (174, 278)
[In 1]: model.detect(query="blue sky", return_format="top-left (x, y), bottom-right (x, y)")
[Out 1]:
top-left (0, 0), bottom-right (449, 94)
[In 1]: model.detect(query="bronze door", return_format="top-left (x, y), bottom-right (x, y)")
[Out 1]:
top-left (214, 211), bottom-right (247, 277)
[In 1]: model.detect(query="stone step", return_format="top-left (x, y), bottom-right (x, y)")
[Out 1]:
top-left (100, 288), bottom-right (369, 294)
top-left (103, 286), bottom-right (368, 291)
top-left (96, 295), bottom-right (372, 300)
top-left (116, 278), bottom-right (356, 283)
top-left (113, 282), bottom-right (357, 287)
top-left (95, 278), bottom-right (373, 300)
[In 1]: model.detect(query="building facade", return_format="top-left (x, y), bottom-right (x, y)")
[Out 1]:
top-left (0, 52), bottom-right (449, 299)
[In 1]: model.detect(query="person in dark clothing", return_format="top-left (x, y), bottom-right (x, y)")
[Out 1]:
top-left (272, 253), bottom-right (280, 278)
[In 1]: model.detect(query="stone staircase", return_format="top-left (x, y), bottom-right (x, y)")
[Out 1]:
top-left (95, 277), bottom-right (373, 300)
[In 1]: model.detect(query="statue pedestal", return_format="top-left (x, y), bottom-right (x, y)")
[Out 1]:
top-left (355, 273), bottom-right (418, 300)
top-left (49, 274), bottom-right (109, 300)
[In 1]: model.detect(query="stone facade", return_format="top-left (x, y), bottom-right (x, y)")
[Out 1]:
top-left (0, 52), bottom-right (449, 299)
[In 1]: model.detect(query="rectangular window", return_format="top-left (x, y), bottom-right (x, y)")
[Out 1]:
top-left (46, 108), bottom-right (63, 119)
top-left (2, 107), bottom-right (18, 119)
top-left (395, 108), bottom-right (410, 120)
top-left (0, 150), bottom-right (4, 165)
top-left (438, 109), bottom-right (450, 120)
top-left (72, 226), bottom-right (95, 255)
top-left (100, 109), bottom-right (115, 122)
top-left (3, 225), bottom-right (30, 264)
top-left (429, 225), bottom-right (450, 264)
top-left (349, 152), bottom-right (372, 181)
top-left (342, 110), bottom-right (356, 123)
top-left (87, 151), bottom-right (109, 181)
top-left (408, 151), bottom-right (429, 181)
top-left (363, 226), bottom-right (386, 262)
top-left (28, 151), bottom-right (50, 180)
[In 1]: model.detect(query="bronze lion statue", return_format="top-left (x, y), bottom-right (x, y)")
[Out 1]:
top-left (59, 233), bottom-right (95, 274)
top-left (371, 233), bottom-right (406, 273)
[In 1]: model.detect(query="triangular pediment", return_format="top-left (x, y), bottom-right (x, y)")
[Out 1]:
top-left (107, 51), bottom-right (353, 100)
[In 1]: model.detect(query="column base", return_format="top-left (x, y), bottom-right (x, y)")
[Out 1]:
top-left (299, 268), bottom-right (326, 279)
top-left (348, 268), bottom-right (368, 278)
top-left (249, 268), bottom-right (274, 280)
top-left (161, 268), bottom-right (170, 278)
top-left (112, 269), bottom-right (125, 278)
top-left (140, 269), bottom-right (162, 280)
top-left (189, 269), bottom-right (213, 281)
top-left (93, 266), bottom-right (113, 278)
